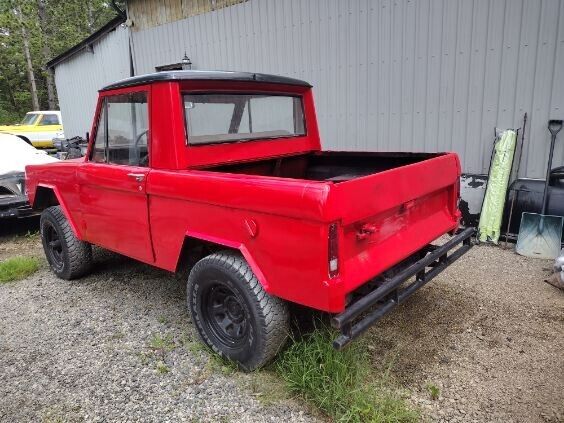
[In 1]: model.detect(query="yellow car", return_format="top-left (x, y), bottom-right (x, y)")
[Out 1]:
top-left (0, 111), bottom-right (64, 148)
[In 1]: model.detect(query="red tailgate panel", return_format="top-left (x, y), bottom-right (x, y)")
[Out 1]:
top-left (329, 153), bottom-right (461, 293)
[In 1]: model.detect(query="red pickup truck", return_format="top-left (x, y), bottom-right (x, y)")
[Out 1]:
top-left (26, 71), bottom-right (474, 370)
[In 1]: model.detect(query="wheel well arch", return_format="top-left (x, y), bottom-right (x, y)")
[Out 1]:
top-left (32, 186), bottom-right (61, 210)
top-left (176, 233), bottom-right (270, 291)
top-left (31, 186), bottom-right (83, 239)
top-left (16, 135), bottom-right (32, 145)
top-left (33, 186), bottom-right (60, 210)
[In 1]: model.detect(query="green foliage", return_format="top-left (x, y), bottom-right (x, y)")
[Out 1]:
top-left (0, 1), bottom-right (122, 123)
top-left (149, 333), bottom-right (176, 352)
top-left (0, 256), bottom-right (39, 283)
top-left (426, 383), bottom-right (440, 401)
top-left (275, 326), bottom-right (419, 423)
top-left (155, 360), bottom-right (170, 374)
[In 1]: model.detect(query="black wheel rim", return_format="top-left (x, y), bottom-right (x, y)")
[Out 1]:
top-left (203, 282), bottom-right (248, 347)
top-left (44, 222), bottom-right (64, 272)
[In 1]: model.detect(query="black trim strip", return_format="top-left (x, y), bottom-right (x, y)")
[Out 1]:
top-left (101, 70), bottom-right (312, 91)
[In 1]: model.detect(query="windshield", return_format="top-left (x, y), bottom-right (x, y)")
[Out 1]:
top-left (183, 93), bottom-right (306, 145)
top-left (20, 113), bottom-right (40, 125)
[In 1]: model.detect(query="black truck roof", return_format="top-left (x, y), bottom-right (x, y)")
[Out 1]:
top-left (101, 70), bottom-right (312, 91)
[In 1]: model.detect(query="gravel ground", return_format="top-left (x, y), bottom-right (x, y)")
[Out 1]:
top-left (0, 219), bottom-right (563, 422)
top-left (0, 220), bottom-right (318, 422)
top-left (366, 244), bottom-right (564, 423)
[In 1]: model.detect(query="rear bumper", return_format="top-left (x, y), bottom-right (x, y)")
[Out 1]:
top-left (331, 227), bottom-right (475, 350)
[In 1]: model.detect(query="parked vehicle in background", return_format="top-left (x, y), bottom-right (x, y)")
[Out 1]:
top-left (0, 134), bottom-right (58, 218)
top-left (53, 136), bottom-right (88, 160)
top-left (26, 70), bottom-right (474, 370)
top-left (0, 111), bottom-right (64, 148)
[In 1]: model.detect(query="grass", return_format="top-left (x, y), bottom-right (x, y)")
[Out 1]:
top-left (149, 333), bottom-right (176, 352)
top-left (275, 325), bottom-right (419, 423)
top-left (24, 230), bottom-right (39, 239)
top-left (426, 383), bottom-right (440, 400)
top-left (0, 256), bottom-right (39, 283)
top-left (155, 360), bottom-right (170, 374)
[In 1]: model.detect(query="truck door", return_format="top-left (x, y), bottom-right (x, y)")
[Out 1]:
top-left (77, 90), bottom-right (154, 263)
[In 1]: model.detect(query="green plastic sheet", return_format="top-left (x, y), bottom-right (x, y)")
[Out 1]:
top-left (478, 129), bottom-right (517, 243)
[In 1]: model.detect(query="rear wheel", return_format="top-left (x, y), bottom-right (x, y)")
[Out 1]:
top-left (187, 251), bottom-right (289, 371)
top-left (40, 206), bottom-right (92, 280)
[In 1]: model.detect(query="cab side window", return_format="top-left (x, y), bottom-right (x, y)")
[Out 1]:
top-left (91, 104), bottom-right (106, 163)
top-left (38, 114), bottom-right (60, 125)
top-left (107, 93), bottom-right (149, 166)
top-left (90, 92), bottom-right (149, 167)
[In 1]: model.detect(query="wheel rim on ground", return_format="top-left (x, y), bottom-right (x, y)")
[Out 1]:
top-left (202, 281), bottom-right (249, 347)
top-left (44, 222), bottom-right (64, 272)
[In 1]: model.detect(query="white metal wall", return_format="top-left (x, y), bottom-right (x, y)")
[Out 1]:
top-left (131, 0), bottom-right (564, 178)
top-left (53, 25), bottom-right (131, 139)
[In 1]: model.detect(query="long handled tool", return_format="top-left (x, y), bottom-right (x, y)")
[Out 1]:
top-left (516, 119), bottom-right (564, 259)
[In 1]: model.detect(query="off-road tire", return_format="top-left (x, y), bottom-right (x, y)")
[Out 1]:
top-left (187, 251), bottom-right (289, 371)
top-left (40, 206), bottom-right (92, 280)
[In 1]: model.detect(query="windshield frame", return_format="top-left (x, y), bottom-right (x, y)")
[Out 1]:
top-left (20, 113), bottom-right (40, 125)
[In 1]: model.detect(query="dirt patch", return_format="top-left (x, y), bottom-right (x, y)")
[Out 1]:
top-left (365, 244), bottom-right (564, 422)
top-left (0, 217), bottom-right (43, 261)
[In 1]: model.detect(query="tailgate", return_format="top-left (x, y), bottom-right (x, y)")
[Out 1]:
top-left (328, 153), bottom-right (461, 293)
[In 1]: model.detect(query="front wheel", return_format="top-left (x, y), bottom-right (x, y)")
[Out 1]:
top-left (187, 251), bottom-right (289, 371)
top-left (40, 206), bottom-right (92, 280)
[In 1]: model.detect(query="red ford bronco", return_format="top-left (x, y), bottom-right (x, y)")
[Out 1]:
top-left (26, 71), bottom-right (474, 370)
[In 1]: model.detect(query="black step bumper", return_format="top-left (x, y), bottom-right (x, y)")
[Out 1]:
top-left (331, 227), bottom-right (476, 350)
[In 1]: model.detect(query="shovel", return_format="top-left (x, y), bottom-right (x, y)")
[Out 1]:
top-left (516, 119), bottom-right (564, 259)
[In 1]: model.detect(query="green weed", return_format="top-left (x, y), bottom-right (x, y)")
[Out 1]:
top-left (155, 360), bottom-right (170, 374)
top-left (0, 256), bottom-right (39, 283)
top-left (426, 383), bottom-right (440, 400)
top-left (149, 333), bottom-right (176, 352)
top-left (275, 325), bottom-right (418, 423)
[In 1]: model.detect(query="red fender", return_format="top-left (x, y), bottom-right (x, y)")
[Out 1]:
top-left (35, 184), bottom-right (84, 240)
top-left (184, 230), bottom-right (270, 291)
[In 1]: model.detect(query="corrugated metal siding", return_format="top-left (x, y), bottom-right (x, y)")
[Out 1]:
top-left (53, 25), bottom-right (130, 138)
top-left (127, 0), bottom-right (564, 178)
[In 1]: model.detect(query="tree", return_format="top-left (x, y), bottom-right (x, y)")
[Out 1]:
top-left (16, 3), bottom-right (39, 110)
top-left (0, 0), bottom-right (122, 123)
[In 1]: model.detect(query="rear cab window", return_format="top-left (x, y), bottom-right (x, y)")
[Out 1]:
top-left (183, 93), bottom-right (305, 145)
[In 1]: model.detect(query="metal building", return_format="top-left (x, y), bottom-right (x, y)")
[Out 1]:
top-left (49, 0), bottom-right (564, 182)
top-left (46, 17), bottom-right (130, 139)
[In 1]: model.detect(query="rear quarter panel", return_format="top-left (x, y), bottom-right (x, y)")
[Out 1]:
top-left (147, 170), bottom-right (342, 311)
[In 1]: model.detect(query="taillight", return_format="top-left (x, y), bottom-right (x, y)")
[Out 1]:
top-left (328, 223), bottom-right (339, 278)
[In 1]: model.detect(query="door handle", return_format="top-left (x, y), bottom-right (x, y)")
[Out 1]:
top-left (127, 173), bottom-right (145, 182)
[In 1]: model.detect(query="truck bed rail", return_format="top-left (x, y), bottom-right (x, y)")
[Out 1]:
top-left (331, 227), bottom-right (476, 350)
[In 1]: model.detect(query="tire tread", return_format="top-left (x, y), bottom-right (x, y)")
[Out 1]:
top-left (187, 250), bottom-right (289, 370)
top-left (41, 206), bottom-right (92, 280)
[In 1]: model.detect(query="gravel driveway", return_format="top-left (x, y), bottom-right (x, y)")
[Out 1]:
top-left (0, 224), bottom-right (317, 422)
top-left (0, 220), bottom-right (563, 422)
top-left (366, 244), bottom-right (564, 423)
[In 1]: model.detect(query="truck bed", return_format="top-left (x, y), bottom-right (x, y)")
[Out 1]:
top-left (199, 151), bottom-right (461, 299)
top-left (206, 151), bottom-right (443, 182)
